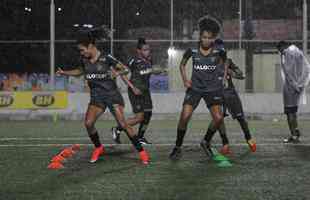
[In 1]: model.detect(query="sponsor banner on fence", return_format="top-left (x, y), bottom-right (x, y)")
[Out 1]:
top-left (0, 91), bottom-right (68, 109)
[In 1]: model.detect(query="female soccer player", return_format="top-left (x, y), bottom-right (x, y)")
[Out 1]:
top-left (57, 30), bottom-right (149, 164)
top-left (169, 17), bottom-right (227, 160)
top-left (111, 38), bottom-right (155, 145)
top-left (212, 39), bottom-right (256, 154)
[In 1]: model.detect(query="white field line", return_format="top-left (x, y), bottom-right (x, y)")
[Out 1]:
top-left (1, 137), bottom-right (310, 142)
top-left (0, 143), bottom-right (310, 147)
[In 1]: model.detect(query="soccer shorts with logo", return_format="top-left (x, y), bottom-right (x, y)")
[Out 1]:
top-left (223, 88), bottom-right (244, 119)
top-left (128, 89), bottom-right (153, 113)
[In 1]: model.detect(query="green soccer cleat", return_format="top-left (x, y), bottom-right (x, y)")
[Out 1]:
top-left (212, 154), bottom-right (229, 162)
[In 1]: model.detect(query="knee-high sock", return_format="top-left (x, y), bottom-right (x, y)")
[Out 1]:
top-left (237, 117), bottom-right (252, 141)
top-left (204, 122), bottom-right (217, 144)
top-left (138, 111), bottom-right (152, 138)
top-left (176, 129), bottom-right (187, 147)
top-left (89, 131), bottom-right (101, 148)
top-left (218, 122), bottom-right (229, 145)
top-left (127, 132), bottom-right (144, 152)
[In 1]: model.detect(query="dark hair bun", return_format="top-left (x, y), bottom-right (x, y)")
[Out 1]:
top-left (138, 38), bottom-right (146, 45)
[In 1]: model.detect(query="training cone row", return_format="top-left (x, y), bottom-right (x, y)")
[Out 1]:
top-left (211, 148), bottom-right (233, 168)
top-left (48, 144), bottom-right (81, 170)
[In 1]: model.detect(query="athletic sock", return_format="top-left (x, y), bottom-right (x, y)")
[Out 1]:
top-left (176, 129), bottom-right (187, 147)
top-left (89, 131), bottom-right (101, 148)
top-left (237, 117), bottom-right (252, 141)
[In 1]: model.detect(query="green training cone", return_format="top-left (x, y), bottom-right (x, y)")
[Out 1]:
top-left (216, 160), bottom-right (233, 168)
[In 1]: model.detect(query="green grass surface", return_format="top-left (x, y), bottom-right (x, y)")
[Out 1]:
top-left (1, 120), bottom-right (310, 200)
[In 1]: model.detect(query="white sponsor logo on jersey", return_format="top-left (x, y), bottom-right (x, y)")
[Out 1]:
top-left (86, 73), bottom-right (108, 79)
top-left (194, 65), bottom-right (216, 70)
top-left (139, 68), bottom-right (152, 75)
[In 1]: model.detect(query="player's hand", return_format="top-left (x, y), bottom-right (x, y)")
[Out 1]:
top-left (161, 68), bottom-right (168, 73)
top-left (227, 69), bottom-right (233, 75)
top-left (110, 70), bottom-right (120, 79)
top-left (153, 68), bottom-right (168, 74)
top-left (132, 87), bottom-right (142, 95)
top-left (56, 67), bottom-right (65, 76)
top-left (295, 85), bottom-right (304, 94)
top-left (184, 80), bottom-right (192, 88)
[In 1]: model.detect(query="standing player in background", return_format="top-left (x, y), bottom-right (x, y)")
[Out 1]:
top-left (276, 41), bottom-right (310, 143)
top-left (112, 38), bottom-right (165, 145)
top-left (212, 39), bottom-right (256, 155)
top-left (56, 29), bottom-right (150, 164)
top-left (169, 17), bottom-right (227, 160)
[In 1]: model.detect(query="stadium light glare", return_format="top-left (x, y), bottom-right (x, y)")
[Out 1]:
top-left (24, 7), bottom-right (32, 12)
top-left (168, 46), bottom-right (176, 57)
top-left (82, 24), bottom-right (93, 28)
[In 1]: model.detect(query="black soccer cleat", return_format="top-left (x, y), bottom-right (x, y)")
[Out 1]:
top-left (283, 130), bottom-right (301, 144)
top-left (111, 127), bottom-right (121, 144)
top-left (200, 139), bottom-right (214, 157)
top-left (169, 146), bottom-right (182, 161)
top-left (283, 136), bottom-right (300, 143)
top-left (283, 135), bottom-right (300, 143)
top-left (138, 137), bottom-right (152, 145)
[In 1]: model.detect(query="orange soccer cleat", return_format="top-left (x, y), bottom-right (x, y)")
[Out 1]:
top-left (89, 145), bottom-right (105, 163)
top-left (220, 144), bottom-right (232, 155)
top-left (247, 139), bottom-right (257, 152)
top-left (139, 150), bottom-right (150, 165)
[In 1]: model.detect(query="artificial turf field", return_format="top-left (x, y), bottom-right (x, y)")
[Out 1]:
top-left (0, 119), bottom-right (310, 200)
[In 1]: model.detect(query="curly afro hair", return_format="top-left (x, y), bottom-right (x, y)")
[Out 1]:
top-left (198, 17), bottom-right (220, 36)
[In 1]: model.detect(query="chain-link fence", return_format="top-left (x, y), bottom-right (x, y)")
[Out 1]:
top-left (0, 0), bottom-right (306, 93)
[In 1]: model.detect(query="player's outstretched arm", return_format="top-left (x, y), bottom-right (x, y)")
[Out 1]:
top-left (150, 67), bottom-right (168, 75)
top-left (56, 68), bottom-right (83, 76)
top-left (106, 55), bottom-right (142, 95)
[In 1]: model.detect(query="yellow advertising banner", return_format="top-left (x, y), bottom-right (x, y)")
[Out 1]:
top-left (0, 91), bottom-right (68, 109)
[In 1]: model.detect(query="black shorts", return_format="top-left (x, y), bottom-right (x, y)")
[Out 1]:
top-left (89, 88), bottom-right (124, 113)
top-left (223, 88), bottom-right (244, 119)
top-left (183, 88), bottom-right (224, 110)
top-left (284, 106), bottom-right (298, 114)
top-left (128, 89), bottom-right (153, 113)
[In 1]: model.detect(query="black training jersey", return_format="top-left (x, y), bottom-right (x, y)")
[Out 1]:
top-left (225, 58), bottom-right (244, 90)
top-left (183, 47), bottom-right (226, 93)
top-left (81, 53), bottom-right (119, 93)
top-left (128, 57), bottom-right (152, 92)
top-left (226, 72), bottom-right (235, 89)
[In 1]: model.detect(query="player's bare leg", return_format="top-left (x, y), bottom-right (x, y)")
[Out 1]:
top-left (84, 105), bottom-right (105, 163)
top-left (201, 105), bottom-right (224, 157)
top-left (169, 104), bottom-right (194, 160)
top-left (113, 105), bottom-right (150, 164)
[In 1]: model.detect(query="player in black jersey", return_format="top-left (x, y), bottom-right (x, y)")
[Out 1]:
top-left (169, 17), bottom-right (228, 160)
top-left (112, 38), bottom-right (165, 145)
top-left (56, 29), bottom-right (149, 164)
top-left (208, 39), bottom-right (256, 155)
